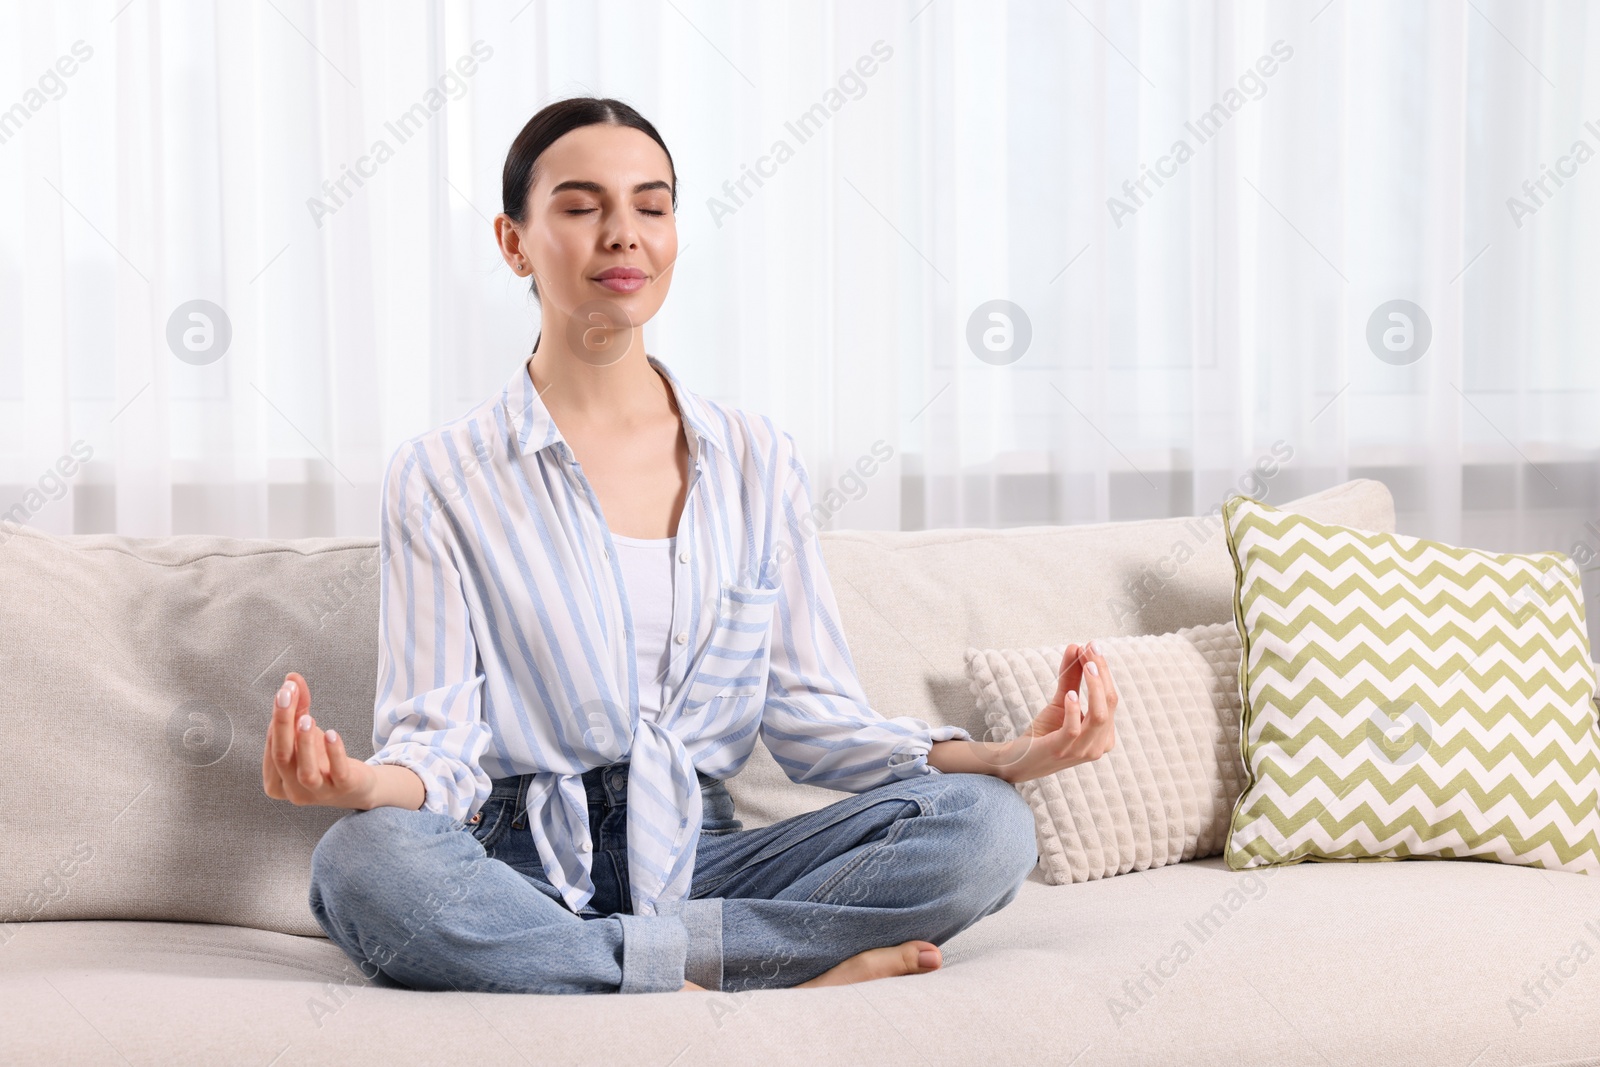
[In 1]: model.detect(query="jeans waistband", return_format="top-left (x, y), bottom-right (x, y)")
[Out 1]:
top-left (486, 762), bottom-right (723, 807)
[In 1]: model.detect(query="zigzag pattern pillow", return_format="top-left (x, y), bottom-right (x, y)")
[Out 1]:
top-left (1223, 496), bottom-right (1600, 875)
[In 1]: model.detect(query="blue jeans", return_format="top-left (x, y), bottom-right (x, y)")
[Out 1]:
top-left (308, 761), bottom-right (1038, 994)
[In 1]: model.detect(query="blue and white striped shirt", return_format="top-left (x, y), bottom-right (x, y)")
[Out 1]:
top-left (367, 353), bottom-right (971, 918)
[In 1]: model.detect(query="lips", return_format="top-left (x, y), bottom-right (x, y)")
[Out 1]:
top-left (592, 266), bottom-right (648, 294)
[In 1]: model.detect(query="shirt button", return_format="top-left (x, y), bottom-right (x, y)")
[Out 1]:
top-left (674, 632), bottom-right (688, 645)
top-left (579, 840), bottom-right (592, 852)
top-left (678, 550), bottom-right (690, 564)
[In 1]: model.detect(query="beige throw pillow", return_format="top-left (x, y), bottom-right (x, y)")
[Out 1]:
top-left (966, 624), bottom-right (1245, 884)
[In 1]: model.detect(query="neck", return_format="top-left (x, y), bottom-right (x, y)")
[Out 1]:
top-left (526, 333), bottom-right (674, 427)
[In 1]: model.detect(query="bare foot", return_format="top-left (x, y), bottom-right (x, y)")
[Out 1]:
top-left (680, 979), bottom-right (707, 991)
top-left (795, 941), bottom-right (942, 988)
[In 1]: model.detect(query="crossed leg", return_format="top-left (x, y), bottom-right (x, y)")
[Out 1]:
top-left (307, 770), bottom-right (1037, 994)
top-left (683, 771), bottom-right (1039, 991)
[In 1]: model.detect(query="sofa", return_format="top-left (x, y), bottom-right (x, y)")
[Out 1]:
top-left (3, 477), bottom-right (1597, 1066)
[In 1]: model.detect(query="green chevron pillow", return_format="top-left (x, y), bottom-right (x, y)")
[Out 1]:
top-left (1222, 495), bottom-right (1600, 875)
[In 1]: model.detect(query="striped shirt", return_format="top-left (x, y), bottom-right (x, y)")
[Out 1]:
top-left (367, 353), bottom-right (972, 918)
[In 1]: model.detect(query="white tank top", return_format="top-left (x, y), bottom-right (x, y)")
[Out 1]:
top-left (611, 532), bottom-right (676, 718)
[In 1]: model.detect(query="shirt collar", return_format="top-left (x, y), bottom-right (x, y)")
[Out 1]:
top-left (504, 352), bottom-right (728, 461)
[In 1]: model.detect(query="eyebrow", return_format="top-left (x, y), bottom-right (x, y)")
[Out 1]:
top-left (549, 179), bottom-right (672, 197)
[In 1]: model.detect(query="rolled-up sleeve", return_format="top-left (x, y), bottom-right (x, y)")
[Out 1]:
top-left (758, 430), bottom-right (972, 791)
top-left (367, 443), bottom-right (493, 821)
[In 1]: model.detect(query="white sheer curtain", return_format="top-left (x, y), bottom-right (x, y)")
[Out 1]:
top-left (3, 1), bottom-right (1596, 593)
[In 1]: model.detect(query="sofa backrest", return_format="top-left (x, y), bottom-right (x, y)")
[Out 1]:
top-left (0, 479), bottom-right (1392, 938)
top-left (730, 478), bottom-right (1395, 825)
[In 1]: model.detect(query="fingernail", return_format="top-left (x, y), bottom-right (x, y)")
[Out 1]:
top-left (1067, 690), bottom-right (1079, 703)
top-left (1087, 661), bottom-right (1100, 677)
top-left (918, 948), bottom-right (938, 968)
top-left (326, 729), bottom-right (339, 744)
top-left (276, 685), bottom-right (291, 708)
top-left (1087, 640), bottom-right (1100, 655)
top-left (297, 714), bottom-right (311, 732)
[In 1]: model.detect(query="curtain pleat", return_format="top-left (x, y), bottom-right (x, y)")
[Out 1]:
top-left (0, 1), bottom-right (1594, 647)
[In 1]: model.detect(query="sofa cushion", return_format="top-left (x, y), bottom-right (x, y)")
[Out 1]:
top-left (968, 624), bottom-right (1244, 885)
top-left (1222, 496), bottom-right (1600, 874)
top-left (727, 479), bottom-right (1396, 828)
top-left (4, 856), bottom-right (1597, 1066)
top-left (0, 524), bottom-right (383, 937)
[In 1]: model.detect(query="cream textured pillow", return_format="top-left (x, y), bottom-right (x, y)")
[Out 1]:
top-left (966, 624), bottom-right (1245, 884)
top-left (1223, 496), bottom-right (1600, 874)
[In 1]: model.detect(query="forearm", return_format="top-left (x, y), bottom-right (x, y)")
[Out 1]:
top-left (353, 762), bottom-right (427, 812)
top-left (926, 738), bottom-right (1020, 782)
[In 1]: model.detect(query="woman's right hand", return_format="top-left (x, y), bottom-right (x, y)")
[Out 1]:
top-left (262, 672), bottom-right (377, 809)
top-left (994, 641), bottom-right (1119, 784)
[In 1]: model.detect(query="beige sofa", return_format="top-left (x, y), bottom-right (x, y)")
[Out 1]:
top-left (4, 478), bottom-right (1595, 1066)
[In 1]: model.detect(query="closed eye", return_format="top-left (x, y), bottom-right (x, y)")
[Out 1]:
top-left (564, 208), bottom-right (669, 216)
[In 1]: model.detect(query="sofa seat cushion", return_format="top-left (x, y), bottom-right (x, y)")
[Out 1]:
top-left (4, 857), bottom-right (1594, 1067)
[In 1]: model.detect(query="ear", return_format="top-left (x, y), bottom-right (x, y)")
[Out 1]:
top-left (494, 214), bottom-right (528, 275)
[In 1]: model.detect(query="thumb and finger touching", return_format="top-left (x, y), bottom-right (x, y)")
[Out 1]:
top-left (1053, 644), bottom-right (1084, 706)
top-left (278, 672), bottom-right (363, 797)
top-left (270, 671), bottom-right (338, 796)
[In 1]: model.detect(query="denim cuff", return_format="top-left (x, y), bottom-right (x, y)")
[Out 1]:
top-left (615, 912), bottom-right (689, 993)
top-left (640, 895), bottom-right (729, 991)
top-left (669, 897), bottom-right (724, 991)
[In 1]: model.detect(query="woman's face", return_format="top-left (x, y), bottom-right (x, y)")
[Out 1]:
top-left (499, 123), bottom-right (678, 344)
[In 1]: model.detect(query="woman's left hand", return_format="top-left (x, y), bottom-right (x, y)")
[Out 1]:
top-left (994, 641), bottom-right (1119, 784)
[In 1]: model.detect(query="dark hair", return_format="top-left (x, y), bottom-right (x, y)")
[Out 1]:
top-left (501, 96), bottom-right (678, 307)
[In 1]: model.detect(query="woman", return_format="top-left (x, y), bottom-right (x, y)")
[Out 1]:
top-left (263, 97), bottom-right (1120, 995)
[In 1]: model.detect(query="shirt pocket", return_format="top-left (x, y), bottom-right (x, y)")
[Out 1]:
top-left (681, 581), bottom-right (781, 712)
